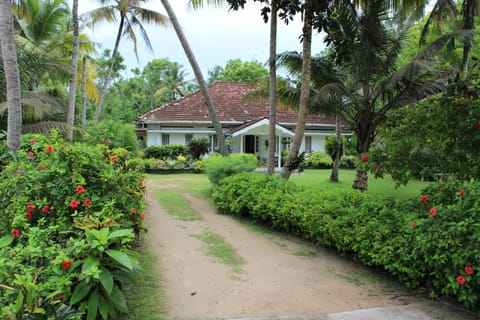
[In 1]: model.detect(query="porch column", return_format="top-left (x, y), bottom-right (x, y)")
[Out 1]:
top-left (240, 135), bottom-right (244, 153)
top-left (277, 134), bottom-right (281, 168)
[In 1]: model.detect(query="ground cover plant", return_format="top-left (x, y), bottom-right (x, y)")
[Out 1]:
top-left (0, 131), bottom-right (146, 319)
top-left (212, 172), bottom-right (480, 312)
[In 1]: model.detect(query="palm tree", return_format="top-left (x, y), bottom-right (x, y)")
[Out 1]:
top-left (161, 0), bottom-right (229, 156)
top-left (281, 0), bottom-right (314, 179)
top-left (267, 0), bottom-right (278, 174)
top-left (0, 0), bottom-right (22, 150)
top-left (85, 0), bottom-right (169, 122)
top-left (66, 0), bottom-right (79, 141)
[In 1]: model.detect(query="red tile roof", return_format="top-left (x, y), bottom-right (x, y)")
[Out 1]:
top-left (137, 82), bottom-right (335, 126)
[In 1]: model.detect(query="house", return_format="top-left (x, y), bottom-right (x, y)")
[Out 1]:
top-left (135, 82), bottom-right (337, 167)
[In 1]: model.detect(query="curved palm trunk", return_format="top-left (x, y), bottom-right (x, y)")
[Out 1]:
top-left (67, 0), bottom-right (79, 141)
top-left (281, 0), bottom-right (313, 179)
top-left (0, 0), bottom-right (22, 150)
top-left (81, 56), bottom-right (87, 130)
top-left (267, 0), bottom-right (278, 174)
top-left (93, 15), bottom-right (125, 123)
top-left (160, 0), bottom-right (228, 156)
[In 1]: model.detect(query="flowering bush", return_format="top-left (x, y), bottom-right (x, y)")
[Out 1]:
top-left (0, 131), bottom-right (146, 319)
top-left (212, 172), bottom-right (480, 311)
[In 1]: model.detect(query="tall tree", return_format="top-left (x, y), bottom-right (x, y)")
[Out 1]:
top-left (86, 0), bottom-right (169, 122)
top-left (0, 0), bottom-right (22, 150)
top-left (267, 0), bottom-right (278, 174)
top-left (66, 0), bottom-right (79, 141)
top-left (281, 0), bottom-right (314, 179)
top-left (161, 0), bottom-right (229, 156)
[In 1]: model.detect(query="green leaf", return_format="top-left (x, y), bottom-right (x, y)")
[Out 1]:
top-left (108, 229), bottom-right (133, 240)
top-left (82, 256), bottom-right (100, 275)
top-left (109, 284), bottom-right (128, 313)
top-left (0, 235), bottom-right (14, 248)
top-left (90, 228), bottom-right (109, 242)
top-left (105, 250), bottom-right (133, 271)
top-left (87, 289), bottom-right (99, 320)
top-left (99, 268), bottom-right (114, 295)
top-left (70, 280), bottom-right (92, 305)
top-left (98, 294), bottom-right (109, 320)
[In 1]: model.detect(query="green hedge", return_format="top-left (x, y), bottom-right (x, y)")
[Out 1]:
top-left (204, 153), bottom-right (257, 185)
top-left (212, 172), bottom-right (480, 311)
top-left (143, 144), bottom-right (188, 159)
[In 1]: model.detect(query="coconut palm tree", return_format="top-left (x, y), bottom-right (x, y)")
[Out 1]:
top-left (85, 0), bottom-right (169, 122)
top-left (0, 0), bottom-right (22, 150)
top-left (161, 0), bottom-right (229, 156)
top-left (66, 0), bottom-right (79, 141)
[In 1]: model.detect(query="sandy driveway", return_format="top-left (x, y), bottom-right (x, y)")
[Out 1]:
top-left (144, 177), bottom-right (414, 319)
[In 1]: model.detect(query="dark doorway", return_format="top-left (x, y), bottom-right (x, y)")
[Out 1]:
top-left (244, 135), bottom-right (255, 154)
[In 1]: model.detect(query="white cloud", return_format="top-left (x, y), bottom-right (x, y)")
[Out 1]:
top-left (72, 0), bottom-right (325, 79)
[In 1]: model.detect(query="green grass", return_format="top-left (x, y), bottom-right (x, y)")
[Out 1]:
top-left (147, 173), bottom-right (212, 199)
top-left (120, 239), bottom-right (166, 320)
top-left (193, 230), bottom-right (245, 271)
top-left (155, 191), bottom-right (202, 221)
top-left (293, 249), bottom-right (317, 258)
top-left (291, 169), bottom-right (430, 200)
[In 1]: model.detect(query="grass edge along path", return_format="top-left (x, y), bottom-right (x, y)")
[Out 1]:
top-left (155, 190), bottom-right (203, 221)
top-left (120, 237), bottom-right (167, 320)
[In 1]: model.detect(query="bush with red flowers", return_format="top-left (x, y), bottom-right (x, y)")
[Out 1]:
top-left (0, 131), bottom-right (146, 318)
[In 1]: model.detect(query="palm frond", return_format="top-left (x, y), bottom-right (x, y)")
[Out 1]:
top-left (134, 7), bottom-right (169, 27)
top-left (415, 29), bottom-right (475, 60)
top-left (419, 0), bottom-right (457, 45)
top-left (188, 0), bottom-right (226, 10)
top-left (22, 121), bottom-right (80, 134)
top-left (0, 92), bottom-right (65, 121)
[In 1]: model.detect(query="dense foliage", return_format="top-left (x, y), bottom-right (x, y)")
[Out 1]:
top-left (203, 153), bottom-right (257, 185)
top-left (212, 172), bottom-right (480, 311)
top-left (143, 144), bottom-right (188, 160)
top-left (0, 132), bottom-right (146, 319)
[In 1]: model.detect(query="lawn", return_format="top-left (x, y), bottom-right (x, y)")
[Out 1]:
top-left (147, 169), bottom-right (430, 201)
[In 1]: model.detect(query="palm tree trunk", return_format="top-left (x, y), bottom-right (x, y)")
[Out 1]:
top-left (352, 121), bottom-right (373, 191)
top-left (93, 15), bottom-right (125, 123)
top-left (67, 0), bottom-right (79, 141)
top-left (330, 112), bottom-right (341, 182)
top-left (0, 0), bottom-right (22, 150)
top-left (160, 0), bottom-right (229, 156)
top-left (81, 56), bottom-right (87, 130)
top-left (281, 0), bottom-right (313, 179)
top-left (461, 0), bottom-right (475, 78)
top-left (267, 0), bottom-right (278, 174)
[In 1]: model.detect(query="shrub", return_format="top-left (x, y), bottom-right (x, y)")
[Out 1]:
top-left (83, 120), bottom-right (139, 152)
top-left (203, 153), bottom-right (257, 185)
top-left (187, 137), bottom-right (210, 160)
top-left (212, 172), bottom-right (480, 311)
top-left (303, 151), bottom-right (332, 168)
top-left (143, 144), bottom-right (187, 160)
top-left (0, 132), bottom-right (146, 319)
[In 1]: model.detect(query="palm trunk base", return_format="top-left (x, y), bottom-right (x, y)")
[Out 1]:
top-left (352, 171), bottom-right (368, 191)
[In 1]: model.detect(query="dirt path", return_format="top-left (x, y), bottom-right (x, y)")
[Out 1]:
top-left (145, 178), bottom-right (413, 319)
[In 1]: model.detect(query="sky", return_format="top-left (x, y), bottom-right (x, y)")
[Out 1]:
top-left (73, 0), bottom-right (325, 80)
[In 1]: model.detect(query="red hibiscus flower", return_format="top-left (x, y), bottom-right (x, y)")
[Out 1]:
top-left (31, 137), bottom-right (35, 144)
top-left (141, 212), bottom-right (146, 220)
top-left (83, 198), bottom-right (92, 207)
top-left (131, 208), bottom-right (137, 216)
top-left (410, 220), bottom-right (415, 229)
top-left (27, 204), bottom-right (36, 213)
top-left (46, 145), bottom-right (53, 153)
top-left (456, 275), bottom-right (466, 285)
top-left (361, 155), bottom-right (369, 162)
top-left (70, 199), bottom-right (79, 209)
top-left (111, 156), bottom-right (117, 163)
top-left (465, 266), bottom-right (474, 276)
top-left (376, 165), bottom-right (381, 173)
top-left (25, 212), bottom-right (32, 221)
top-left (76, 185), bottom-right (85, 195)
top-left (475, 123), bottom-right (480, 131)
top-left (425, 95), bottom-right (430, 100)
top-left (459, 189), bottom-right (464, 197)
top-left (39, 164), bottom-right (46, 170)
top-left (28, 151), bottom-right (35, 158)
top-left (429, 208), bottom-right (437, 216)
top-left (104, 138), bottom-right (109, 146)
top-left (420, 195), bottom-right (429, 203)
top-left (61, 260), bottom-right (72, 270)
top-left (139, 180), bottom-right (145, 187)
top-left (12, 229), bottom-right (21, 238)
top-left (41, 205), bottom-right (49, 213)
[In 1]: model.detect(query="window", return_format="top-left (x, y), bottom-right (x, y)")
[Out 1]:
top-left (305, 136), bottom-right (312, 153)
top-left (161, 133), bottom-right (169, 145)
top-left (185, 133), bottom-right (193, 144)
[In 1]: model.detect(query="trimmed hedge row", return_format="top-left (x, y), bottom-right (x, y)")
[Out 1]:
top-left (212, 172), bottom-right (480, 311)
